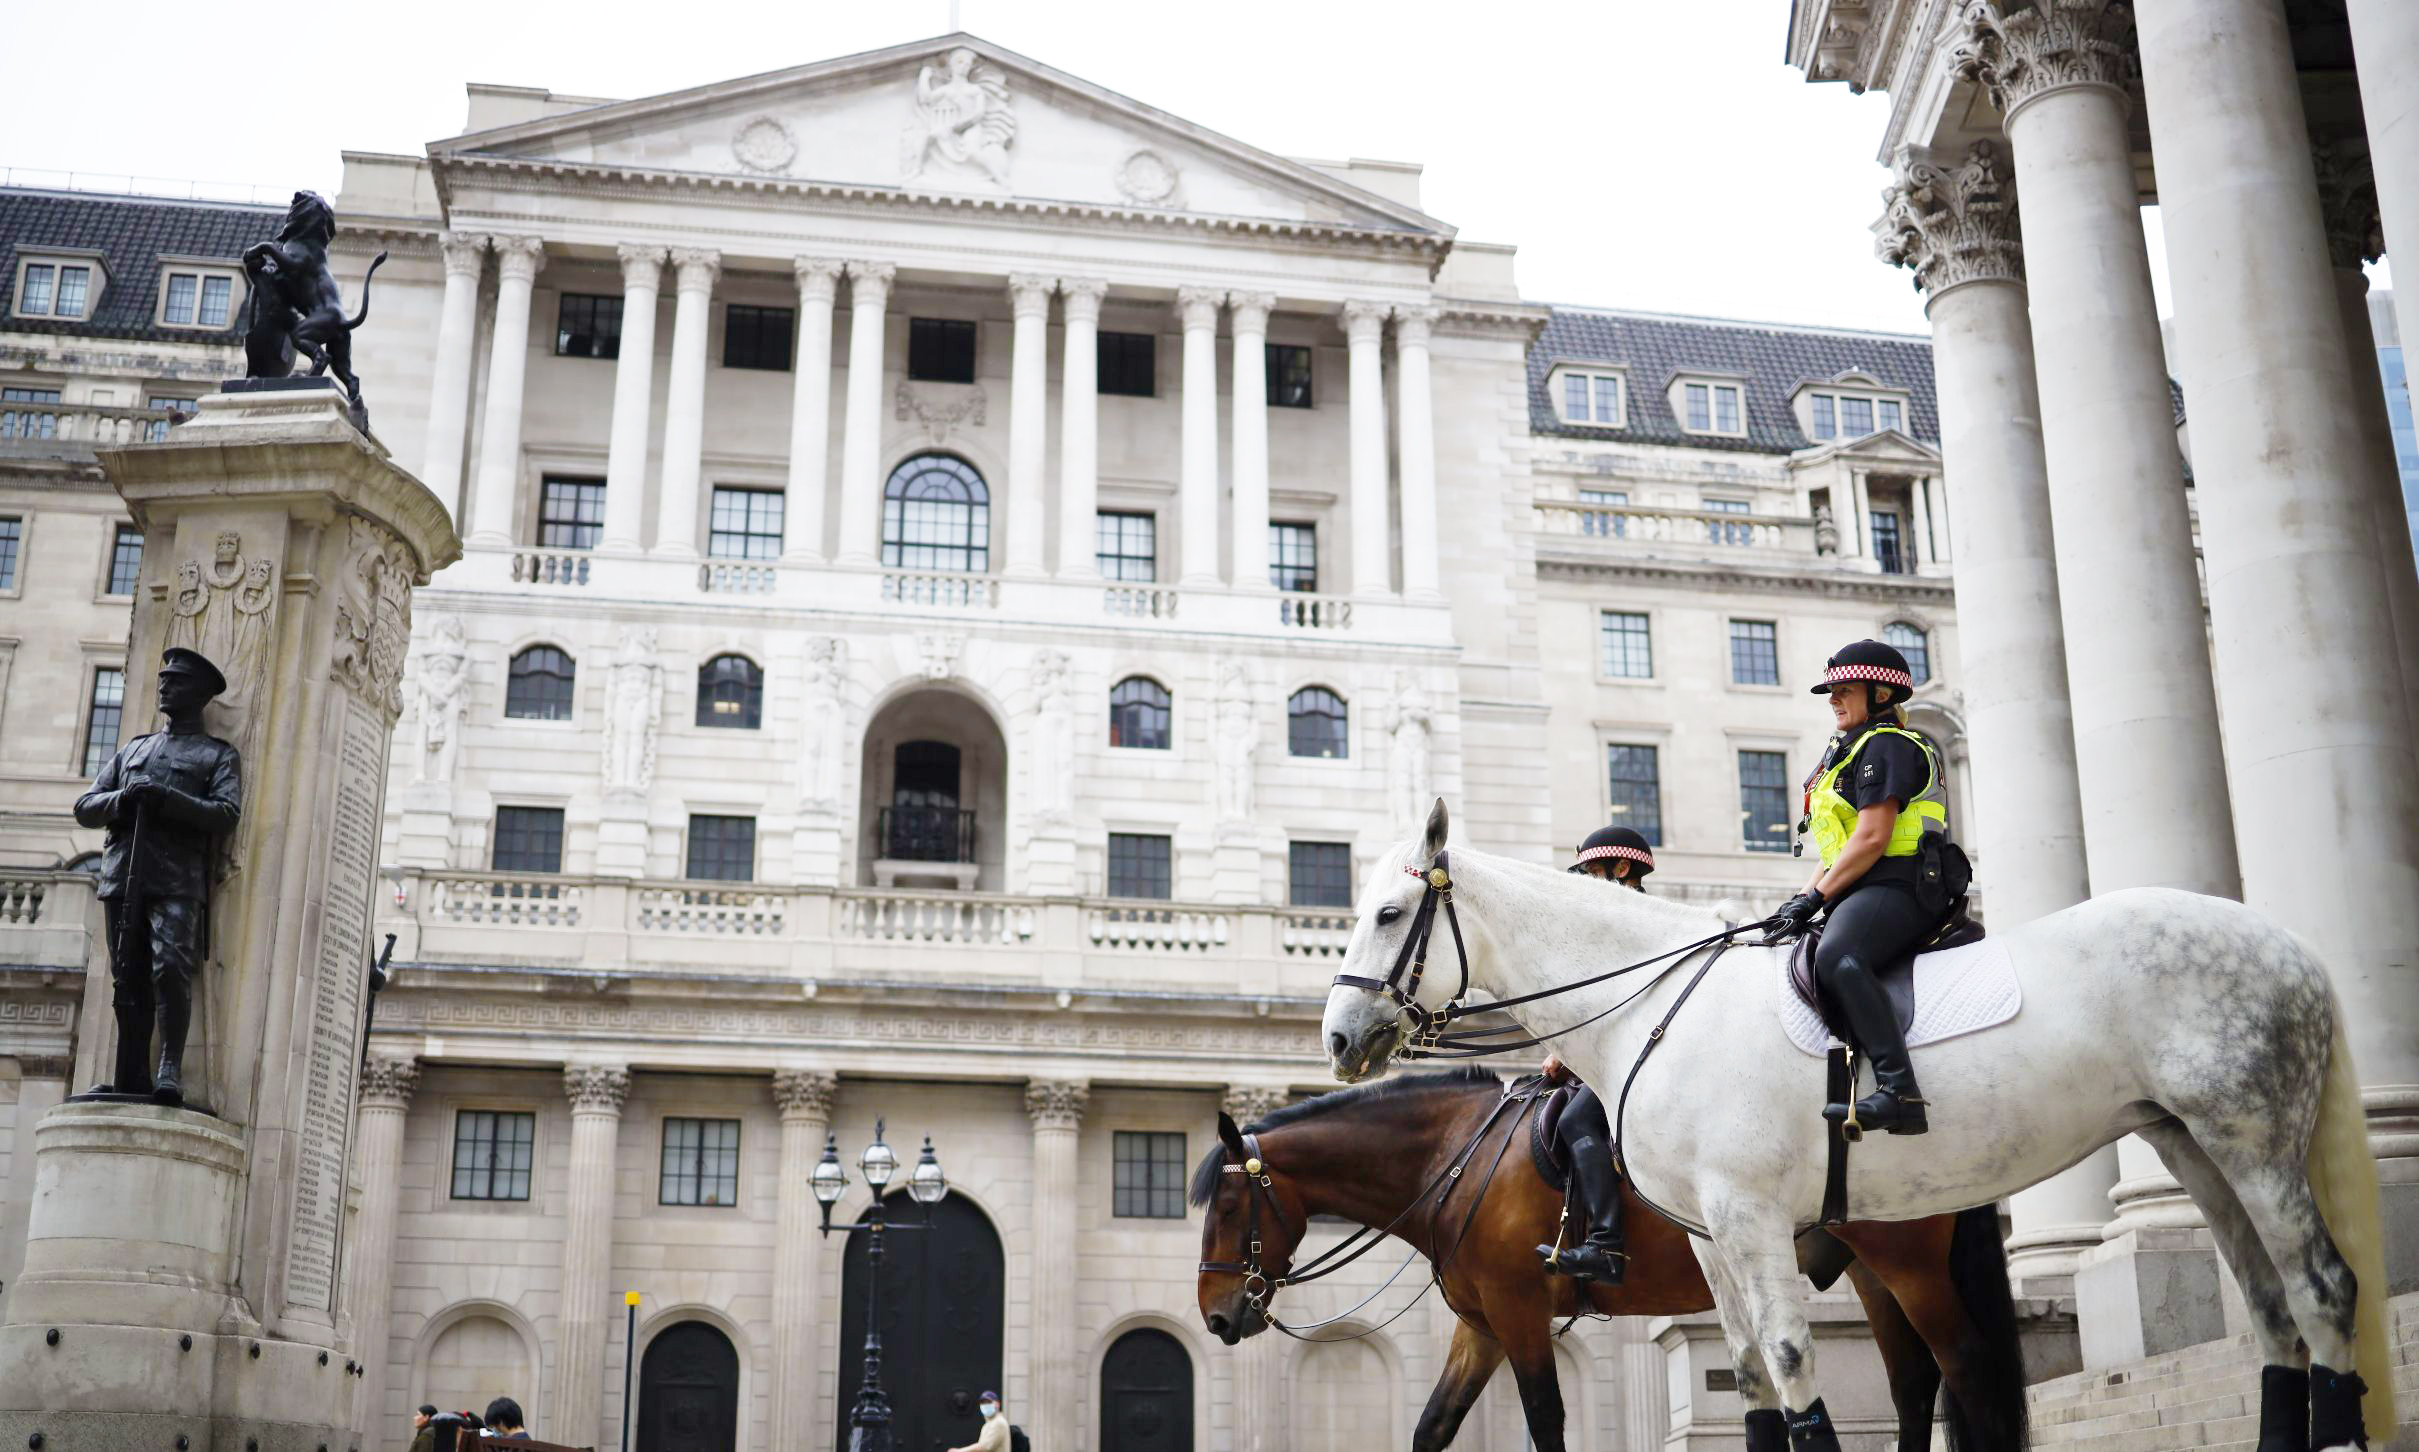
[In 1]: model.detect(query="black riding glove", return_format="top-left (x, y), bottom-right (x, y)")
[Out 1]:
top-left (1773, 889), bottom-right (1826, 931)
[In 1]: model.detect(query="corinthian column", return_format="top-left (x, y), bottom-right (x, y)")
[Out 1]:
top-left (466, 235), bottom-right (546, 547)
top-left (600, 245), bottom-right (666, 554)
top-left (1006, 274), bottom-right (1055, 577)
top-left (1176, 288), bottom-right (1225, 585)
top-left (1877, 141), bottom-right (2113, 1291)
top-left (556, 1063), bottom-right (630, 1447)
top-left (785, 259), bottom-right (845, 565)
top-left (2346, 0), bottom-right (2419, 412)
top-left (653, 248), bottom-right (720, 558)
top-left (1392, 305), bottom-right (1442, 599)
top-left (1341, 300), bottom-right (1393, 597)
top-left (1228, 293), bottom-right (1275, 591)
top-left (1949, 1), bottom-right (2239, 899)
top-left (1025, 1081), bottom-right (1088, 1451)
top-left (420, 232), bottom-right (487, 520)
top-left (770, 1069), bottom-right (837, 1452)
top-left (348, 1054), bottom-right (420, 1438)
top-left (1056, 278), bottom-right (1107, 579)
top-left (837, 262), bottom-right (895, 566)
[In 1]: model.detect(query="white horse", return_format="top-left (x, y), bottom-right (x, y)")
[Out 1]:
top-left (1321, 802), bottom-right (2394, 1452)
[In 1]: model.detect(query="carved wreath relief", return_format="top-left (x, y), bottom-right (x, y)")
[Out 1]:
top-left (732, 115), bottom-right (798, 175)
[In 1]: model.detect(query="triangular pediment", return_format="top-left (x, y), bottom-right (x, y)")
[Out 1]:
top-left (429, 33), bottom-right (1450, 237)
top-left (1789, 427), bottom-right (1942, 469)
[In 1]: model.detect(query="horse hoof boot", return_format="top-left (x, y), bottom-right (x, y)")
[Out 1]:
top-left (1786, 1399), bottom-right (1842, 1452)
top-left (2308, 1364), bottom-right (2367, 1451)
top-left (2256, 1365), bottom-right (2309, 1452)
top-left (1745, 1409), bottom-right (1788, 1452)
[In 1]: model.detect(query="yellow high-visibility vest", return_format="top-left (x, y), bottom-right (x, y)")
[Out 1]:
top-left (1805, 726), bottom-right (1948, 868)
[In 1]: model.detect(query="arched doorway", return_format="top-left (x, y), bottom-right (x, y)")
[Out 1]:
top-left (836, 1190), bottom-right (1004, 1452)
top-left (638, 1321), bottom-right (739, 1452)
top-left (1101, 1328), bottom-right (1193, 1452)
top-left (858, 689), bottom-right (1008, 891)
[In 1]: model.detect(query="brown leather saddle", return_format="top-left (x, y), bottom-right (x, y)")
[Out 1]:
top-left (1785, 899), bottom-right (1985, 1047)
top-left (1528, 1082), bottom-right (1576, 1192)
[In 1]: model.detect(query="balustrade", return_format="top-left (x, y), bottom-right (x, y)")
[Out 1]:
top-left (698, 561), bottom-right (777, 594)
top-left (1104, 584), bottom-right (1179, 620)
top-left (0, 400), bottom-right (183, 446)
top-left (881, 570), bottom-right (997, 608)
top-left (1279, 912), bottom-right (1353, 957)
top-left (636, 886), bottom-right (786, 935)
top-left (1533, 498), bottom-right (1806, 553)
top-left (1276, 593), bottom-right (1354, 630)
top-left (510, 550), bottom-right (593, 586)
top-left (0, 875), bottom-right (54, 925)
top-left (1087, 907), bottom-right (1230, 952)
top-left (838, 891), bottom-right (1033, 945)
top-left (430, 874), bottom-right (584, 927)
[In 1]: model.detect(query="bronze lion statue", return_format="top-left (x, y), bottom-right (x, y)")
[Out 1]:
top-left (241, 191), bottom-right (387, 426)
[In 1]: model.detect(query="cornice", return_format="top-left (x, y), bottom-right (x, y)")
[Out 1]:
top-left (1533, 550), bottom-right (1958, 604)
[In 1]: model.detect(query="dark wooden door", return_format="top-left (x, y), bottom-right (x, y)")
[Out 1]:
top-left (837, 1190), bottom-right (1004, 1452)
top-left (638, 1320), bottom-right (739, 1452)
top-left (1101, 1329), bottom-right (1193, 1452)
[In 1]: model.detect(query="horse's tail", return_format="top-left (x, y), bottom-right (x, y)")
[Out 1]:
top-left (344, 251), bottom-right (389, 331)
top-left (2307, 1006), bottom-right (2394, 1434)
top-left (1941, 1203), bottom-right (2027, 1452)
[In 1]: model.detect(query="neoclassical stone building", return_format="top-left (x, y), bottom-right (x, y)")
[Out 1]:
top-left (0, 34), bottom-right (1986, 1452)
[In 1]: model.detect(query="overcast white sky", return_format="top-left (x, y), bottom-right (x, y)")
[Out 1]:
top-left (16, 0), bottom-right (2338, 332)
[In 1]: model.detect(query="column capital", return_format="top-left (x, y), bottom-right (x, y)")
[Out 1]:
top-left (794, 257), bottom-right (846, 303)
top-left (1392, 304), bottom-right (1440, 347)
top-left (1008, 273), bottom-right (1057, 320)
top-left (360, 1053), bottom-right (421, 1110)
top-left (617, 243), bottom-right (668, 290)
top-left (492, 234), bottom-right (548, 285)
top-left (1057, 277), bottom-right (1108, 322)
top-left (2309, 138), bottom-right (2383, 272)
top-left (1339, 299), bottom-right (1390, 344)
top-left (1220, 1083), bottom-right (1290, 1126)
top-left (439, 232), bottom-right (491, 279)
top-left (1875, 140), bottom-right (2026, 298)
top-left (670, 247), bottom-right (722, 294)
top-left (1947, 0), bottom-right (2132, 120)
top-left (1023, 1078), bottom-right (1089, 1130)
top-left (1175, 286), bottom-right (1224, 333)
top-left (847, 260), bottom-right (896, 310)
top-left (564, 1063), bottom-right (631, 1115)
top-left (771, 1067), bottom-right (838, 1120)
top-left (1227, 291), bottom-right (1275, 335)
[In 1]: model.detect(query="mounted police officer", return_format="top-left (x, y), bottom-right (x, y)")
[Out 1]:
top-left (1535, 823), bottom-right (1656, 1284)
top-left (1772, 639), bottom-right (1958, 1137)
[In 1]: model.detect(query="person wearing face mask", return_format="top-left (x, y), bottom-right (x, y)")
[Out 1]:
top-left (949, 1392), bottom-right (1010, 1452)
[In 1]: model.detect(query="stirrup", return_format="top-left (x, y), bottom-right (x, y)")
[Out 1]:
top-left (1542, 1243), bottom-right (1625, 1284)
top-left (1824, 1092), bottom-right (1926, 1142)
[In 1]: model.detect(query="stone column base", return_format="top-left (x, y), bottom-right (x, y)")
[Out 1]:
top-left (2073, 1226), bottom-right (2229, 1368)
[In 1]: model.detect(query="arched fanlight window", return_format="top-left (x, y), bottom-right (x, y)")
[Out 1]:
top-left (1109, 676), bottom-right (1172, 750)
top-left (881, 453), bottom-right (990, 574)
top-left (696, 654), bottom-right (764, 729)
top-left (1883, 621), bottom-right (1931, 685)
top-left (1287, 686), bottom-right (1349, 759)
top-left (505, 645), bottom-right (576, 721)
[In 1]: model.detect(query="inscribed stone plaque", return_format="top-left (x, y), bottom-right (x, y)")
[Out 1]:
top-left (285, 700), bottom-right (383, 1312)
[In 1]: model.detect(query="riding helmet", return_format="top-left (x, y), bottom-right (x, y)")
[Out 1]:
top-left (1569, 825), bottom-right (1655, 877)
top-left (1808, 638), bottom-right (1915, 705)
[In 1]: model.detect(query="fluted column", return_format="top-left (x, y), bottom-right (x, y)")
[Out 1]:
top-left (1025, 1081), bottom-right (1089, 1452)
top-left (785, 259), bottom-right (845, 565)
top-left (466, 235), bottom-right (546, 547)
top-left (1055, 279), bottom-right (1107, 579)
top-left (1906, 471), bottom-right (1935, 570)
top-left (652, 248), bottom-right (719, 559)
top-left (1950, 0), bottom-right (2240, 898)
top-left (1341, 300), bottom-right (1392, 597)
top-left (2346, 0), bottom-right (2419, 412)
top-left (770, 1069), bottom-right (837, 1452)
top-left (556, 1063), bottom-right (630, 1447)
top-left (348, 1054), bottom-right (420, 1437)
top-left (599, 245), bottom-right (666, 554)
top-left (1006, 274), bottom-right (1055, 577)
top-left (1227, 293), bottom-right (1274, 592)
top-left (1393, 305), bottom-right (1442, 599)
top-left (1221, 1085), bottom-right (1289, 1452)
top-left (1176, 287), bottom-right (1225, 586)
top-left (1877, 140), bottom-right (2112, 1291)
top-left (420, 232), bottom-right (488, 521)
top-left (837, 262), bottom-right (896, 566)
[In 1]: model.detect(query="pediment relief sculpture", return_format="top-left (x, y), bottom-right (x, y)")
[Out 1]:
top-left (901, 46), bottom-right (1016, 188)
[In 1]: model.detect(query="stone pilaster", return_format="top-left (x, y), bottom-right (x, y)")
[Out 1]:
top-left (466, 235), bottom-right (547, 547)
top-left (1024, 1080), bottom-right (1088, 1452)
top-left (556, 1063), bottom-right (630, 1448)
top-left (1392, 305), bottom-right (1442, 600)
top-left (653, 248), bottom-right (721, 559)
top-left (420, 232), bottom-right (488, 519)
top-left (770, 1070), bottom-right (837, 1452)
top-left (1227, 292), bottom-right (1275, 592)
top-left (1004, 275), bottom-right (1054, 577)
top-left (349, 1054), bottom-right (419, 1438)
top-left (1341, 300), bottom-right (1392, 597)
top-left (786, 259), bottom-right (846, 565)
top-left (1176, 288), bottom-right (1225, 586)
top-left (599, 245), bottom-right (667, 554)
top-left (836, 262), bottom-right (896, 565)
top-left (1055, 278), bottom-right (1107, 579)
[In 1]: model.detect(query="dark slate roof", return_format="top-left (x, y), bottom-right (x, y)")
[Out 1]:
top-left (0, 189), bottom-right (280, 345)
top-left (1529, 305), bottom-right (1940, 454)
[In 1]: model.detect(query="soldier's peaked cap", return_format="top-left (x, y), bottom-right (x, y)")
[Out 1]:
top-left (160, 647), bottom-right (228, 698)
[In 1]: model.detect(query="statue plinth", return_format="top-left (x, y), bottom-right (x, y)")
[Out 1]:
top-left (0, 380), bottom-right (459, 1444)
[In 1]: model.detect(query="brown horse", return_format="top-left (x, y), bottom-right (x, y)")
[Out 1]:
top-left (1194, 1066), bottom-right (2026, 1452)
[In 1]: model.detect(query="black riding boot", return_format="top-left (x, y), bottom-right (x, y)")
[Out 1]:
top-left (1820, 956), bottom-right (1927, 1138)
top-left (1536, 1133), bottom-right (1625, 1285)
top-left (105, 985), bottom-right (153, 1097)
top-left (152, 982), bottom-right (191, 1108)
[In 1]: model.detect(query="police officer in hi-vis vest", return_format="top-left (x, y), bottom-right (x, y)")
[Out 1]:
top-left (1772, 639), bottom-right (1957, 1137)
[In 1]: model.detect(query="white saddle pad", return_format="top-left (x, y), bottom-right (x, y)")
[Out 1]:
top-left (1777, 935), bottom-right (2022, 1058)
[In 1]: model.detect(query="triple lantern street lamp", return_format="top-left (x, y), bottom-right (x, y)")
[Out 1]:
top-left (814, 1120), bottom-right (948, 1452)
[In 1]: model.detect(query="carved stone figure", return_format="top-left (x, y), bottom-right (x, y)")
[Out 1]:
top-left (240, 190), bottom-right (389, 429)
top-left (1388, 671), bottom-right (1435, 833)
top-left (330, 515), bottom-right (416, 720)
top-left (799, 636), bottom-right (848, 812)
top-left (167, 530), bottom-right (276, 768)
top-left (412, 617), bottom-right (468, 785)
top-left (901, 47), bottom-right (1016, 187)
top-left (1030, 650), bottom-right (1073, 825)
top-left (71, 649), bottom-right (243, 1107)
top-left (918, 632), bottom-right (965, 683)
top-left (601, 629), bottom-right (662, 796)
top-left (1213, 659), bottom-right (1257, 824)
top-left (1814, 502), bottom-right (1841, 557)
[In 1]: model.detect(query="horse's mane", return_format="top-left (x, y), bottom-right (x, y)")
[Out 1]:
top-left (1187, 1065), bottom-right (1503, 1208)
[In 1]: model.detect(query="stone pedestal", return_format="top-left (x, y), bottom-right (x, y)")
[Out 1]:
top-left (2073, 1139), bottom-right (2226, 1368)
top-left (1025, 825), bottom-right (1076, 897)
top-left (1209, 836), bottom-right (1261, 905)
top-left (0, 381), bottom-right (458, 1446)
top-left (790, 812), bottom-right (844, 888)
top-left (391, 780), bottom-right (457, 869)
top-left (596, 797), bottom-right (650, 878)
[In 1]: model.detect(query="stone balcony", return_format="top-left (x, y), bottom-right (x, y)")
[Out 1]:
top-left (1532, 498), bottom-right (1952, 592)
top-left (0, 400), bottom-right (182, 452)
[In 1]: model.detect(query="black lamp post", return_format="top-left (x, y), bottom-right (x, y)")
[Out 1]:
top-left (815, 1121), bottom-right (950, 1452)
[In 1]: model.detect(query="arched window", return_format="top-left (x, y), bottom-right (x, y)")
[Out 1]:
top-left (505, 645), bottom-right (576, 721)
top-left (1287, 687), bottom-right (1349, 759)
top-left (1110, 676), bottom-right (1172, 750)
top-left (882, 453), bottom-right (990, 574)
top-left (1883, 622), bottom-right (1931, 685)
top-left (696, 654), bottom-right (764, 729)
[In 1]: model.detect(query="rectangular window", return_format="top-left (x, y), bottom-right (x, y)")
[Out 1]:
top-left (1095, 510), bottom-right (1157, 582)
top-left (1704, 496), bottom-right (1753, 546)
top-left (163, 274), bottom-right (197, 325)
top-left (1729, 620), bottom-right (1780, 686)
top-left (82, 666), bottom-right (125, 777)
top-left (1288, 841), bottom-right (1353, 908)
top-left (538, 477), bottom-right (607, 550)
top-left (1559, 371), bottom-right (1623, 425)
top-left (1685, 383), bottom-right (1710, 431)
top-left (908, 317), bottom-right (977, 383)
top-left (199, 275), bottom-right (232, 328)
top-left (106, 524), bottom-right (143, 596)
top-left (1713, 384), bottom-right (1741, 433)
top-left (1607, 744), bottom-right (1663, 846)
top-left (1112, 1130), bottom-right (1188, 1219)
top-left (450, 1110), bottom-right (536, 1201)
top-left (1097, 331), bottom-right (1156, 397)
top-left (1564, 373), bottom-right (1588, 421)
top-left (1267, 344), bottom-right (1313, 408)
top-left (1107, 833), bottom-right (1172, 900)
top-left (686, 814), bottom-right (757, 882)
top-left (1871, 509), bottom-right (1906, 575)
top-left (1599, 611), bottom-right (1652, 679)
top-left (54, 266), bottom-right (89, 319)
top-left (1269, 522), bottom-right (1318, 592)
top-left (1811, 394), bottom-right (1836, 439)
top-left (492, 806), bottom-right (566, 874)
top-left (555, 293), bottom-right (623, 359)
top-left (149, 396), bottom-right (198, 415)
top-left (1578, 487), bottom-right (1628, 537)
top-left (0, 516), bottom-right (19, 591)
top-left (1739, 750), bottom-right (1793, 854)
top-left (708, 486), bottom-right (785, 560)
top-left (660, 1117), bottom-right (741, 1207)
top-left (723, 303), bottom-right (794, 371)
top-left (1840, 396), bottom-right (1875, 437)
top-left (0, 388), bottom-right (60, 403)
top-left (1877, 399), bottom-right (1903, 434)
top-left (18, 264), bottom-right (55, 315)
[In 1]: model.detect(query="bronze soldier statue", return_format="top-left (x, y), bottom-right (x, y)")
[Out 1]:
top-left (73, 647), bottom-right (242, 1107)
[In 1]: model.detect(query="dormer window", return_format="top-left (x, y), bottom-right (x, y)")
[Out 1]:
top-left (1806, 389), bottom-right (1906, 440)
top-left (14, 254), bottom-right (103, 321)
top-left (1672, 376), bottom-right (1746, 437)
top-left (159, 264), bottom-right (238, 330)
top-left (1551, 365), bottom-right (1626, 427)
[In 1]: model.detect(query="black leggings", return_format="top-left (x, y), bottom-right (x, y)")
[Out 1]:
top-left (1812, 881), bottom-right (1936, 988)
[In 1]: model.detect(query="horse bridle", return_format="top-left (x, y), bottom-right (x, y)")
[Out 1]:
top-left (1329, 851), bottom-right (1473, 1052)
top-left (1195, 1132), bottom-right (1295, 1314)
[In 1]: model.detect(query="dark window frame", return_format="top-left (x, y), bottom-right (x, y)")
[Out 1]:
top-left (1109, 676), bottom-right (1172, 750)
top-left (1096, 510), bottom-right (1157, 582)
top-left (82, 665), bottom-right (125, 778)
top-left (1269, 522), bottom-right (1318, 593)
top-left (708, 486), bottom-right (786, 561)
top-left (1111, 1130), bottom-right (1188, 1219)
top-left (554, 292), bottom-right (624, 360)
top-left (0, 515), bottom-right (20, 592)
top-left (1871, 509), bottom-right (1907, 575)
top-left (105, 523), bottom-right (143, 596)
top-left (686, 813), bottom-right (758, 882)
top-left (908, 317), bottom-right (978, 384)
top-left (491, 805), bottom-right (567, 874)
top-left (450, 1109), bottom-right (536, 1201)
top-left (881, 454), bottom-right (991, 574)
top-left (1728, 620), bottom-right (1781, 687)
top-left (1885, 622), bottom-right (1932, 684)
top-left (723, 303), bottom-right (795, 371)
top-left (1106, 833), bottom-right (1173, 900)
top-left (1600, 610), bottom-right (1652, 679)
top-left (505, 646), bottom-right (578, 722)
top-left (1287, 686), bottom-right (1349, 759)
top-left (538, 477), bottom-right (607, 551)
top-left (1288, 841), bottom-right (1353, 908)
top-left (1607, 744), bottom-right (1664, 847)
top-left (1097, 331), bottom-right (1156, 398)
top-left (1739, 749), bottom-right (1793, 854)
top-left (1267, 343), bottom-right (1313, 408)
top-left (696, 654), bottom-right (765, 730)
top-left (659, 1116), bottom-right (742, 1208)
